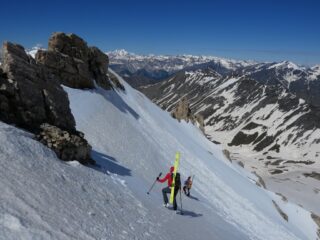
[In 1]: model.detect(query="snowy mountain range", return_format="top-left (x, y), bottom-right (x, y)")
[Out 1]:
top-left (108, 49), bottom-right (255, 87)
top-left (109, 50), bottom-right (320, 108)
top-left (236, 61), bottom-right (320, 107)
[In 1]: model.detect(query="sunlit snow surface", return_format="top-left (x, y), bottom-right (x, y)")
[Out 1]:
top-left (0, 71), bottom-right (318, 239)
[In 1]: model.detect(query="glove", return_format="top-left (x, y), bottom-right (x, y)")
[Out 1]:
top-left (156, 177), bottom-right (160, 181)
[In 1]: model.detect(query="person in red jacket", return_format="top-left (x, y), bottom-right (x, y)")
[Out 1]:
top-left (157, 166), bottom-right (178, 210)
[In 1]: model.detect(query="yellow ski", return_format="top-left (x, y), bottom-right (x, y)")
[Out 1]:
top-left (169, 152), bottom-right (180, 204)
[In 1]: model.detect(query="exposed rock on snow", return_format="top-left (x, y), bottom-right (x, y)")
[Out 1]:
top-left (0, 33), bottom-right (121, 163)
top-left (171, 97), bottom-right (191, 120)
top-left (0, 42), bottom-right (76, 132)
top-left (311, 213), bottom-right (320, 238)
top-left (36, 123), bottom-right (93, 164)
top-left (171, 97), bottom-right (204, 132)
top-left (272, 200), bottom-right (288, 221)
top-left (36, 32), bottom-right (112, 89)
top-left (108, 70), bottom-right (125, 90)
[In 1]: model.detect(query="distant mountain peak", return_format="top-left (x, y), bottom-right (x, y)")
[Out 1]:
top-left (268, 61), bottom-right (301, 70)
top-left (108, 49), bottom-right (135, 57)
top-left (26, 44), bottom-right (45, 58)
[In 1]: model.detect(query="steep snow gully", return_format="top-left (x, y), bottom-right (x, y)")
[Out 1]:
top-left (0, 70), bottom-right (318, 239)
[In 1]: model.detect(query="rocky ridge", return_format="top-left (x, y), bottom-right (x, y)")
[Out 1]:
top-left (108, 49), bottom-right (254, 88)
top-left (36, 123), bottom-right (93, 164)
top-left (36, 32), bottom-right (111, 89)
top-left (0, 41), bottom-right (76, 131)
top-left (110, 50), bottom-right (320, 109)
top-left (171, 97), bottom-right (204, 132)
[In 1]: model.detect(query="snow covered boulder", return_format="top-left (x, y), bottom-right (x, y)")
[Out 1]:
top-left (36, 123), bottom-right (93, 164)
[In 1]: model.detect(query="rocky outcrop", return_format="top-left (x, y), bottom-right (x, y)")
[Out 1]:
top-left (0, 34), bottom-right (105, 164)
top-left (171, 97), bottom-right (191, 121)
top-left (36, 124), bottom-right (93, 164)
top-left (171, 97), bottom-right (205, 132)
top-left (311, 213), bottom-right (320, 238)
top-left (35, 32), bottom-right (114, 89)
top-left (0, 42), bottom-right (76, 131)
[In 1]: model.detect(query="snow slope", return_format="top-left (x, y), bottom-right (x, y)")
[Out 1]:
top-left (0, 70), bottom-right (318, 239)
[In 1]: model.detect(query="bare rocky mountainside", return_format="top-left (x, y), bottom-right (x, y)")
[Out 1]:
top-left (140, 66), bottom-right (320, 171)
top-left (0, 33), bottom-right (123, 164)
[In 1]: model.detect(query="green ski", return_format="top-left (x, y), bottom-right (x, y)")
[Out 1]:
top-left (169, 151), bottom-right (180, 204)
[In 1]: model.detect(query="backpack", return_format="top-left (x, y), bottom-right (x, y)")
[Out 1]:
top-left (172, 172), bottom-right (181, 189)
top-left (184, 179), bottom-right (192, 188)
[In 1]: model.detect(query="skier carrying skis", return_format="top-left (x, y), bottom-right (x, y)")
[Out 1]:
top-left (183, 176), bottom-right (192, 196)
top-left (157, 166), bottom-right (180, 210)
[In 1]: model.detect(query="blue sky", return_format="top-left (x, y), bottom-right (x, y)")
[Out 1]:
top-left (1, 0), bottom-right (320, 65)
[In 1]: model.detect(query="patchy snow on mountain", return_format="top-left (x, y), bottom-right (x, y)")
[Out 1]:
top-left (1, 70), bottom-right (319, 239)
top-left (140, 67), bottom-right (320, 220)
top-left (309, 65), bottom-right (320, 80)
top-left (267, 61), bottom-right (301, 71)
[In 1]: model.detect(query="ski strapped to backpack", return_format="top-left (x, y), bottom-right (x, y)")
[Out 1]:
top-left (169, 152), bottom-right (180, 204)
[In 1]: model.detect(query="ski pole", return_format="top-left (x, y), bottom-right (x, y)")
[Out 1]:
top-left (179, 188), bottom-right (184, 215)
top-left (147, 172), bottom-right (162, 194)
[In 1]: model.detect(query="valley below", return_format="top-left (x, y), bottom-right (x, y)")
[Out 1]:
top-left (110, 49), bottom-right (320, 222)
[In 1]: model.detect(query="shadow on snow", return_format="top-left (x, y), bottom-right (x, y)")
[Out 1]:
top-left (90, 150), bottom-right (131, 177)
top-left (94, 87), bottom-right (140, 120)
top-left (179, 209), bottom-right (203, 218)
top-left (186, 195), bottom-right (200, 201)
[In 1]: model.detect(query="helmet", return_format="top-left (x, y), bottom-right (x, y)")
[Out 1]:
top-left (170, 166), bottom-right (175, 172)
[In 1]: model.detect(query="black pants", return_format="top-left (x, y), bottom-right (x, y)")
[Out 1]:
top-left (183, 186), bottom-right (190, 196)
top-left (162, 186), bottom-right (179, 210)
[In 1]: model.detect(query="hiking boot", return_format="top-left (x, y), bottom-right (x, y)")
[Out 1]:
top-left (163, 203), bottom-right (169, 208)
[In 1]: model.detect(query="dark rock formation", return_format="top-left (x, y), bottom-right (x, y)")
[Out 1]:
top-left (171, 97), bottom-right (205, 132)
top-left (107, 68), bottom-right (125, 91)
top-left (0, 33), bottom-right (109, 164)
top-left (311, 213), bottom-right (320, 238)
top-left (272, 200), bottom-right (288, 221)
top-left (171, 97), bottom-right (192, 121)
top-left (228, 131), bottom-right (259, 146)
top-left (35, 32), bottom-right (116, 90)
top-left (0, 42), bottom-right (75, 131)
top-left (36, 124), bottom-right (94, 164)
